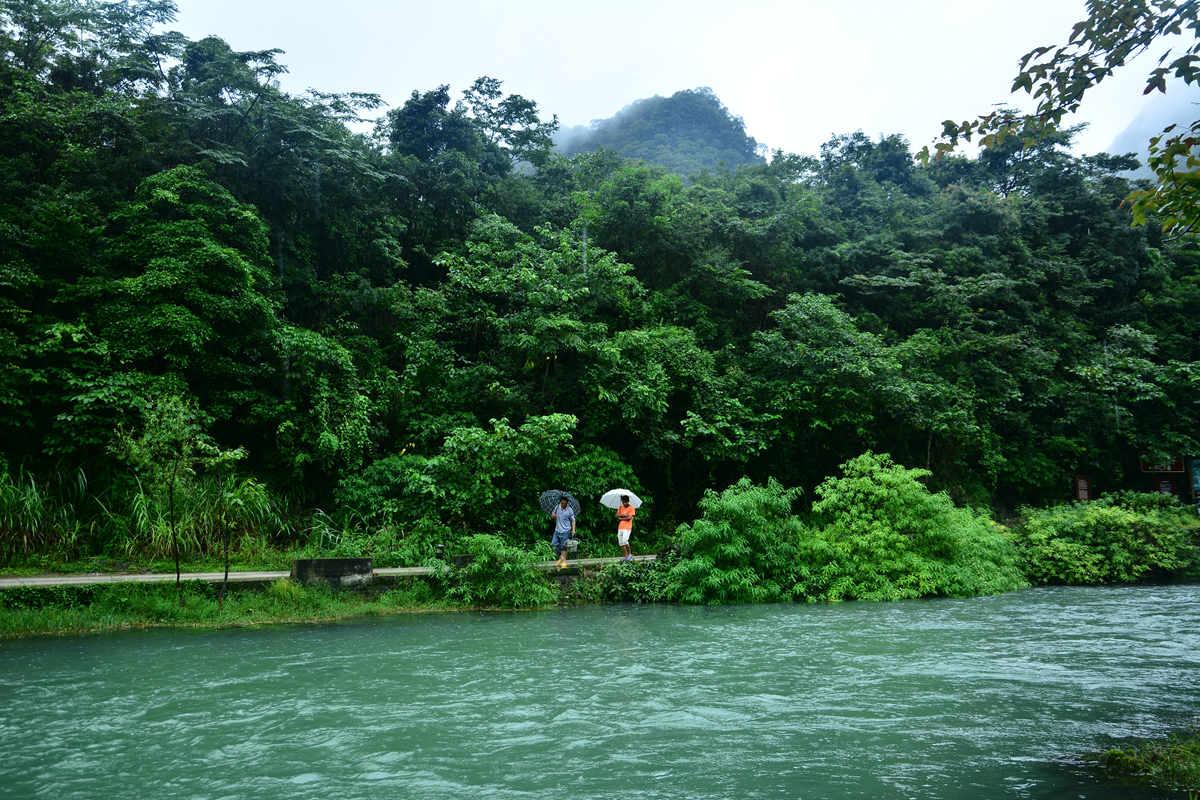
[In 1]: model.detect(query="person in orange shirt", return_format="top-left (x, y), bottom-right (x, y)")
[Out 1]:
top-left (615, 495), bottom-right (635, 561)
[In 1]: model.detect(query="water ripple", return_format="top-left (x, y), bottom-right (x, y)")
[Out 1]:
top-left (1, 585), bottom-right (1197, 799)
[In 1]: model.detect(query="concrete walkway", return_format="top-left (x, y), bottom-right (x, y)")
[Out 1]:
top-left (0, 554), bottom-right (657, 590)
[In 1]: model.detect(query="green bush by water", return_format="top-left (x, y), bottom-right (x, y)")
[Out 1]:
top-left (657, 455), bottom-right (1027, 605)
top-left (575, 548), bottom-right (682, 604)
top-left (1013, 492), bottom-right (1200, 585)
top-left (431, 534), bottom-right (559, 608)
top-left (664, 478), bottom-right (805, 604)
top-left (793, 453), bottom-right (1028, 601)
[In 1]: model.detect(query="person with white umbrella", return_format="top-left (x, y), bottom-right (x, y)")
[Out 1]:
top-left (600, 489), bottom-right (642, 562)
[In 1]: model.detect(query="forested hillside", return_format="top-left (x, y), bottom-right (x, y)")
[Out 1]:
top-left (558, 87), bottom-right (767, 174)
top-left (2, 0), bottom-right (1197, 568)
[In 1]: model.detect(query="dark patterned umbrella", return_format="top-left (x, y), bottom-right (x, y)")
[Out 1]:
top-left (539, 489), bottom-right (581, 516)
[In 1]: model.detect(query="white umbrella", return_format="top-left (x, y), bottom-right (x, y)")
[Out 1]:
top-left (599, 489), bottom-right (642, 509)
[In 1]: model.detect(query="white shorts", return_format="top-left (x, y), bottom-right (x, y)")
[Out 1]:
top-left (617, 529), bottom-right (630, 546)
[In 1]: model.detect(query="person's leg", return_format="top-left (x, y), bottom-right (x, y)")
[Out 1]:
top-left (618, 529), bottom-right (631, 560)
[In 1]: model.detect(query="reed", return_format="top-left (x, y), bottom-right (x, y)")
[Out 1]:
top-left (0, 467), bottom-right (89, 561)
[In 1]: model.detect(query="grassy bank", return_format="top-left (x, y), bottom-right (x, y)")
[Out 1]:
top-left (1100, 732), bottom-right (1200, 795)
top-left (0, 578), bottom-right (453, 639)
top-left (0, 550), bottom-right (682, 638)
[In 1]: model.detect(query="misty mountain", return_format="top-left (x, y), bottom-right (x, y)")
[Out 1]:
top-left (1106, 83), bottom-right (1200, 179)
top-left (557, 87), bottom-right (768, 175)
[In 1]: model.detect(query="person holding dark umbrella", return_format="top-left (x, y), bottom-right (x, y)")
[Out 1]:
top-left (550, 495), bottom-right (577, 568)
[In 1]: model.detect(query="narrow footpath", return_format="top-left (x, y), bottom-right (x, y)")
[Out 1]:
top-left (0, 555), bottom-right (657, 589)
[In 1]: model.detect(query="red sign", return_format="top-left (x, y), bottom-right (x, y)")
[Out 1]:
top-left (1140, 454), bottom-right (1184, 473)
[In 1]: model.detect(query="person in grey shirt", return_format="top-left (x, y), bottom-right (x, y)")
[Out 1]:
top-left (551, 496), bottom-right (576, 568)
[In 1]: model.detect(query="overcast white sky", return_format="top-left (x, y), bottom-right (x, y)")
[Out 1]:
top-left (170, 0), bottom-right (1197, 161)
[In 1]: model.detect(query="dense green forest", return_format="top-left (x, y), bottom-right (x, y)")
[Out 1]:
top-left (1, 0), bottom-right (1198, 587)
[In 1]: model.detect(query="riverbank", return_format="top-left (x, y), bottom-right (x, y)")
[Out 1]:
top-left (0, 576), bottom-right (510, 638)
top-left (0, 556), bottom-right (651, 638)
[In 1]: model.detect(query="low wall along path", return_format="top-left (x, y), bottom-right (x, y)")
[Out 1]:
top-left (0, 555), bottom-right (657, 590)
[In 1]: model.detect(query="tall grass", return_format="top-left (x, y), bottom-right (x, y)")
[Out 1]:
top-left (117, 476), bottom-right (284, 560)
top-left (0, 465), bottom-right (312, 569)
top-left (0, 467), bottom-right (90, 561)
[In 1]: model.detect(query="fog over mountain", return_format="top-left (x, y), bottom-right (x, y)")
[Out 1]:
top-left (1107, 84), bottom-right (1200, 178)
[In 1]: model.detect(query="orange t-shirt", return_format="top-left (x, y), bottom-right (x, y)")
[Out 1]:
top-left (617, 504), bottom-right (635, 530)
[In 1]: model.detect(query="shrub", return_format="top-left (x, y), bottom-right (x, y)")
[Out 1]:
top-left (1013, 492), bottom-right (1199, 585)
top-left (794, 453), bottom-right (1027, 601)
top-left (434, 534), bottom-right (558, 608)
top-left (326, 517), bottom-right (458, 567)
top-left (380, 578), bottom-right (436, 607)
top-left (576, 547), bottom-right (681, 603)
top-left (665, 478), bottom-right (804, 604)
top-left (266, 578), bottom-right (305, 606)
top-left (334, 418), bottom-right (647, 550)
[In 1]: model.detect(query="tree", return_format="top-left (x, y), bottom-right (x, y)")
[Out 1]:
top-left (748, 293), bottom-right (911, 484)
top-left (153, 34), bottom-right (384, 237)
top-left (0, 0), bottom-right (184, 94)
top-left (385, 83), bottom-right (505, 268)
top-left (110, 392), bottom-right (202, 603)
top-left (461, 76), bottom-right (558, 168)
top-left (201, 442), bottom-right (246, 611)
top-left (923, 0), bottom-right (1200, 237)
top-left (93, 165), bottom-right (281, 429)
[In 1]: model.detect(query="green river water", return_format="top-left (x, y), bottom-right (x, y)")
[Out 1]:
top-left (1, 584), bottom-right (1198, 799)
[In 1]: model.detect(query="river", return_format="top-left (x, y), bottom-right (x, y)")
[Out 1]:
top-left (1, 585), bottom-right (1197, 799)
